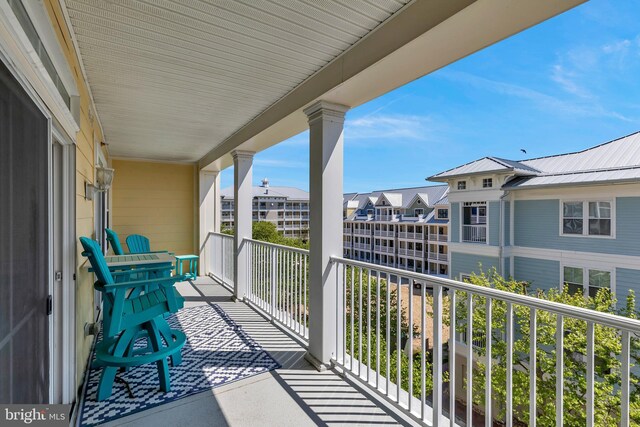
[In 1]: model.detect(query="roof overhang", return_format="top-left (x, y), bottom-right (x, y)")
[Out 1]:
top-left (200, 0), bottom-right (585, 171)
top-left (63, 0), bottom-right (586, 169)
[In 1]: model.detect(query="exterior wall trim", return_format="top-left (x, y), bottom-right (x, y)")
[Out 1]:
top-left (506, 246), bottom-right (640, 271)
top-left (449, 242), bottom-right (500, 257)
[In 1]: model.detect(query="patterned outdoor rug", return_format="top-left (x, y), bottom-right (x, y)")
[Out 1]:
top-left (79, 304), bottom-right (280, 426)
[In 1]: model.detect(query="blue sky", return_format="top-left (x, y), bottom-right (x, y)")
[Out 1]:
top-left (221, 0), bottom-right (640, 193)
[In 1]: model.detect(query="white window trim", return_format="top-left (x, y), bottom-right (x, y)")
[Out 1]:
top-left (559, 262), bottom-right (616, 298)
top-left (559, 198), bottom-right (616, 239)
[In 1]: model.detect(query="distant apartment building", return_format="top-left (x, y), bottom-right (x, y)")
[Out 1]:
top-left (429, 131), bottom-right (640, 303)
top-left (342, 185), bottom-right (450, 277)
top-left (221, 179), bottom-right (310, 239)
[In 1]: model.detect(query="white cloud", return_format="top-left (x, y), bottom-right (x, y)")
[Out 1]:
top-left (346, 114), bottom-right (434, 142)
top-left (550, 64), bottom-right (592, 99)
top-left (440, 69), bottom-right (633, 122)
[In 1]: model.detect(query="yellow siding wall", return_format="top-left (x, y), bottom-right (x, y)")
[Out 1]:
top-left (111, 160), bottom-right (197, 255)
top-left (44, 0), bottom-right (105, 387)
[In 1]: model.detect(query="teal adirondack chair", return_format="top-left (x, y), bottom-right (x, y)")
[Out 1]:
top-left (126, 234), bottom-right (151, 254)
top-left (105, 228), bottom-right (125, 255)
top-left (80, 237), bottom-right (186, 401)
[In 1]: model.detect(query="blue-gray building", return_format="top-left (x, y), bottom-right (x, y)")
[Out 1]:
top-left (429, 131), bottom-right (640, 303)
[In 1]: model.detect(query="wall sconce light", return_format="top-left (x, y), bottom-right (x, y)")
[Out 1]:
top-left (85, 166), bottom-right (115, 200)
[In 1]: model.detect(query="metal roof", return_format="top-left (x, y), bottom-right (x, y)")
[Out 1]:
top-left (520, 131), bottom-right (640, 173)
top-left (431, 131), bottom-right (640, 189)
top-left (503, 166), bottom-right (640, 189)
top-left (429, 157), bottom-right (540, 180)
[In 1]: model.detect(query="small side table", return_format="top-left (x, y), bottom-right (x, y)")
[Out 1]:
top-left (175, 254), bottom-right (199, 280)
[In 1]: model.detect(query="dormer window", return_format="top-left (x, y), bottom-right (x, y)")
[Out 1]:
top-left (482, 178), bottom-right (493, 188)
top-left (457, 181), bottom-right (466, 190)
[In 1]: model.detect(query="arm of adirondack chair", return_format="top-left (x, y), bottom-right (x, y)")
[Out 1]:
top-left (109, 265), bottom-right (174, 277)
top-left (101, 274), bottom-right (188, 291)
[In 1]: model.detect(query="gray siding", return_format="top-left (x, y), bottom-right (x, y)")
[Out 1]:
top-left (450, 202), bottom-right (460, 242)
top-left (513, 256), bottom-right (560, 292)
top-left (451, 252), bottom-right (499, 280)
top-left (504, 202), bottom-right (510, 246)
top-left (616, 268), bottom-right (640, 306)
top-left (488, 201), bottom-right (500, 246)
top-left (514, 197), bottom-right (640, 256)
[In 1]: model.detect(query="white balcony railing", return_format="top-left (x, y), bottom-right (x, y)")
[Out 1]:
top-left (374, 245), bottom-right (394, 254)
top-left (330, 256), bottom-right (640, 427)
top-left (207, 232), bottom-right (235, 290)
top-left (428, 252), bottom-right (448, 262)
top-left (398, 232), bottom-right (422, 240)
top-left (462, 224), bottom-right (487, 243)
top-left (354, 228), bottom-right (371, 236)
top-left (353, 242), bottom-right (371, 251)
top-left (205, 236), bottom-right (639, 427)
top-left (429, 234), bottom-right (448, 242)
top-left (245, 239), bottom-right (309, 343)
top-left (374, 230), bottom-right (395, 237)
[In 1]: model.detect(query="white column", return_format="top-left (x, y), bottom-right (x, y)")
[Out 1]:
top-left (304, 101), bottom-right (349, 370)
top-left (199, 169), bottom-right (220, 276)
top-left (232, 150), bottom-right (254, 301)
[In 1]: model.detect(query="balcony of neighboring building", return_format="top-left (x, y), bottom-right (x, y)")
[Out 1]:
top-left (462, 204), bottom-right (487, 243)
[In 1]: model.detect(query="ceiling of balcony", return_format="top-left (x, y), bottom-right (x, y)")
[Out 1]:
top-left (64, 0), bottom-right (411, 162)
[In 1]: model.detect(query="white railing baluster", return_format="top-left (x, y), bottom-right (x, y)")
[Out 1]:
top-left (485, 297), bottom-right (492, 427)
top-left (433, 283), bottom-right (443, 427)
top-left (396, 275), bottom-right (402, 403)
top-left (271, 247), bottom-right (277, 317)
top-left (343, 264), bottom-right (347, 367)
top-left (408, 277), bottom-right (413, 414)
top-left (387, 272), bottom-right (391, 398)
top-left (449, 290), bottom-right (456, 427)
top-left (293, 252), bottom-right (298, 333)
top-left (335, 260), bottom-right (340, 365)
top-left (376, 270), bottom-right (381, 389)
top-left (621, 330), bottom-right (630, 427)
top-left (530, 308), bottom-right (537, 427)
top-left (506, 302), bottom-right (513, 427)
top-left (359, 267), bottom-right (363, 377)
top-left (466, 293), bottom-right (473, 427)
top-left (421, 281), bottom-right (427, 423)
top-left (586, 321), bottom-right (594, 427)
top-left (367, 270), bottom-right (371, 384)
top-left (556, 314), bottom-right (563, 427)
top-left (351, 265), bottom-right (355, 370)
top-left (304, 253), bottom-right (308, 338)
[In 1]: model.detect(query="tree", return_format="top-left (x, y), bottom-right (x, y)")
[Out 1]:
top-left (450, 268), bottom-right (640, 426)
top-left (345, 267), bottom-right (438, 400)
top-left (221, 221), bottom-right (309, 250)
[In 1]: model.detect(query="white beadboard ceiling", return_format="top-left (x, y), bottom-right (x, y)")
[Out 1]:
top-left (65, 0), bottom-right (411, 162)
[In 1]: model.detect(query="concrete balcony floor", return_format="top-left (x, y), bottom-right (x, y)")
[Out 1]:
top-left (102, 277), bottom-right (417, 427)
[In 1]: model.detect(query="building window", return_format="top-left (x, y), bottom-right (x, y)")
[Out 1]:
top-left (482, 178), bottom-right (493, 188)
top-left (562, 201), bottom-right (612, 237)
top-left (415, 208), bottom-right (424, 217)
top-left (437, 208), bottom-right (448, 219)
top-left (563, 266), bottom-right (611, 298)
top-left (457, 181), bottom-right (466, 190)
top-left (367, 209), bottom-right (374, 215)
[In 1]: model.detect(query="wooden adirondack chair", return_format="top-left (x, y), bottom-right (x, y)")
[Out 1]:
top-left (105, 228), bottom-right (125, 255)
top-left (126, 234), bottom-right (151, 254)
top-left (80, 237), bottom-right (186, 401)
